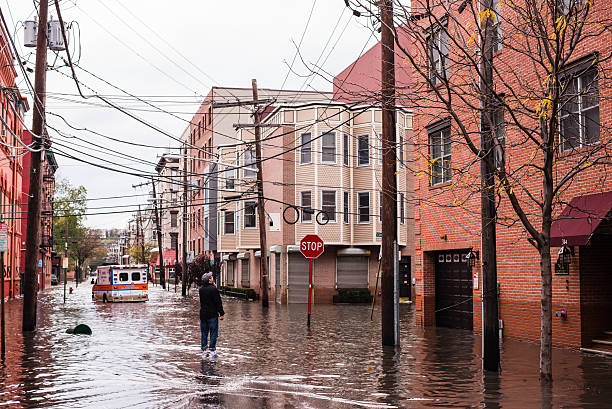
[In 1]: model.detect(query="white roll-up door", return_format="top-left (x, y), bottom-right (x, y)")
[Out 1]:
top-left (275, 253), bottom-right (281, 304)
top-left (288, 253), bottom-right (309, 303)
top-left (241, 259), bottom-right (250, 288)
top-left (336, 256), bottom-right (368, 288)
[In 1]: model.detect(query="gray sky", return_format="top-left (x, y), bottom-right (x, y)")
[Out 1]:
top-left (5, 0), bottom-right (379, 229)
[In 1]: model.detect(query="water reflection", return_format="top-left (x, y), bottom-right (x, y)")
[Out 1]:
top-left (0, 284), bottom-right (611, 408)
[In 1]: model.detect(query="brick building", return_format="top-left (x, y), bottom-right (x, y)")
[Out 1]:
top-left (0, 25), bottom-right (29, 298)
top-left (402, 0), bottom-right (612, 349)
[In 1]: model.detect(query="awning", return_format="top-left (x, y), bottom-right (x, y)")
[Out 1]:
top-left (237, 252), bottom-right (250, 259)
top-left (337, 247), bottom-right (371, 257)
top-left (550, 191), bottom-right (612, 246)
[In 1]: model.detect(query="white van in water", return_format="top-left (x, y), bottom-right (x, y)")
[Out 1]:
top-left (92, 264), bottom-right (149, 302)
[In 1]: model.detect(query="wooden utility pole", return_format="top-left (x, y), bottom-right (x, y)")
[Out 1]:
top-left (23, 0), bottom-right (49, 332)
top-left (480, 0), bottom-right (500, 372)
top-left (181, 143), bottom-right (188, 296)
top-left (380, 0), bottom-right (398, 346)
top-left (152, 178), bottom-right (166, 289)
top-left (251, 79), bottom-right (269, 307)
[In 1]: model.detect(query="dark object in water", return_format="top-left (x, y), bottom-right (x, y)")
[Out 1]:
top-left (66, 324), bottom-right (92, 335)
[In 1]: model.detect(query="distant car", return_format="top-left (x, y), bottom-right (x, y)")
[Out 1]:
top-left (51, 274), bottom-right (59, 285)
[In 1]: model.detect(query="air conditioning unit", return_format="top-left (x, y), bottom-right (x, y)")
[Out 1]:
top-left (24, 21), bottom-right (37, 47)
top-left (47, 20), bottom-right (69, 51)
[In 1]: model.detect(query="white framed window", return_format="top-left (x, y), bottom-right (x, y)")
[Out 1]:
top-left (399, 134), bottom-right (404, 167)
top-left (429, 124), bottom-right (452, 185)
top-left (358, 192), bottom-right (370, 224)
top-left (301, 191), bottom-right (312, 223)
top-left (224, 210), bottom-right (235, 235)
top-left (343, 191), bottom-right (349, 224)
top-left (377, 132), bottom-right (383, 165)
top-left (400, 193), bottom-right (405, 224)
top-left (560, 66), bottom-right (599, 152)
top-left (343, 133), bottom-right (349, 166)
top-left (244, 201), bottom-right (257, 229)
top-left (225, 165), bottom-right (235, 190)
top-left (357, 134), bottom-right (369, 166)
top-left (300, 132), bottom-right (312, 164)
top-left (428, 24), bottom-right (449, 85)
top-left (321, 131), bottom-right (336, 163)
top-left (244, 148), bottom-right (257, 178)
top-left (492, 0), bottom-right (502, 52)
top-left (379, 192), bottom-right (382, 222)
top-left (321, 190), bottom-right (336, 223)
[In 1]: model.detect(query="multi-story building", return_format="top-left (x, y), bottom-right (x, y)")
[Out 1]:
top-left (179, 87), bottom-right (329, 265)
top-left (154, 154), bottom-right (180, 281)
top-left (0, 28), bottom-right (29, 297)
top-left (20, 131), bottom-right (58, 291)
top-left (403, 0), bottom-right (612, 350)
top-left (217, 101), bottom-right (413, 303)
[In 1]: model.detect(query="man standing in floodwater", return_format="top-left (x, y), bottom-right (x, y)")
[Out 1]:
top-left (199, 272), bottom-right (225, 358)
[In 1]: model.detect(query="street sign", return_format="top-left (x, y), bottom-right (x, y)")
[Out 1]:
top-left (187, 251), bottom-right (194, 263)
top-left (62, 257), bottom-right (69, 269)
top-left (376, 232), bottom-right (382, 238)
top-left (38, 260), bottom-right (42, 268)
top-left (300, 234), bottom-right (324, 259)
top-left (0, 223), bottom-right (7, 253)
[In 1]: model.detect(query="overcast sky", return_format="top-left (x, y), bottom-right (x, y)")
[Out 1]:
top-left (5, 0), bottom-right (379, 229)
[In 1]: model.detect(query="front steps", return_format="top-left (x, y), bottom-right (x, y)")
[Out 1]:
top-left (581, 330), bottom-right (612, 356)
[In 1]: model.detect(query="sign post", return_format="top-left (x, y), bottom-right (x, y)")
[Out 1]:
top-left (0, 222), bottom-right (7, 359)
top-left (300, 234), bottom-right (324, 328)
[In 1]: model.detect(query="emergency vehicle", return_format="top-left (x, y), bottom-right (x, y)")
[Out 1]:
top-left (92, 264), bottom-right (149, 302)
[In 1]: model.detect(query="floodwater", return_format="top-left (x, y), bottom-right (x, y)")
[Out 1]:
top-left (1, 284), bottom-right (612, 408)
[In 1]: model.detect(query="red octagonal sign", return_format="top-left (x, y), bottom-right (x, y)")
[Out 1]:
top-left (300, 234), bottom-right (324, 259)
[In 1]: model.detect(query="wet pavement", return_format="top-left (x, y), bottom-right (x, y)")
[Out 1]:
top-left (1, 283), bottom-right (612, 408)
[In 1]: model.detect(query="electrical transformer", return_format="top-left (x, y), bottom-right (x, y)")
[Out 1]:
top-left (47, 20), bottom-right (69, 51)
top-left (23, 21), bottom-right (37, 47)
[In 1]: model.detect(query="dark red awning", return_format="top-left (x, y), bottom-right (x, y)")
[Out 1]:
top-left (550, 191), bottom-right (612, 247)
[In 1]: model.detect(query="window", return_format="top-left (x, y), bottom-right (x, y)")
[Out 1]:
top-left (429, 124), bottom-right (452, 185)
top-left (343, 191), bottom-right (349, 224)
top-left (244, 148), bottom-right (257, 178)
top-left (204, 216), bottom-right (209, 234)
top-left (300, 132), bottom-right (312, 164)
top-left (400, 193), bottom-right (405, 224)
top-left (492, 0), bottom-right (502, 52)
top-left (357, 134), bottom-right (369, 166)
top-left (321, 131), bottom-right (336, 163)
top-left (379, 192), bottom-right (382, 222)
top-left (301, 191), bottom-right (312, 223)
top-left (560, 66), bottom-right (599, 151)
top-left (321, 190), bottom-right (336, 222)
top-left (493, 108), bottom-right (506, 168)
top-left (343, 133), bottom-right (349, 166)
top-left (224, 210), bottom-right (235, 234)
top-left (119, 273), bottom-right (129, 282)
top-left (428, 24), bottom-right (449, 85)
top-left (244, 201), bottom-right (257, 228)
top-left (170, 212), bottom-right (178, 228)
top-left (225, 166), bottom-right (235, 190)
top-left (170, 233), bottom-right (178, 250)
top-left (358, 192), bottom-right (370, 223)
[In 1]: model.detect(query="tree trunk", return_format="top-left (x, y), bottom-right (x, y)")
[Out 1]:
top-left (539, 242), bottom-right (553, 381)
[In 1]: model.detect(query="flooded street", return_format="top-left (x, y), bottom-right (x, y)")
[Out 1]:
top-left (1, 284), bottom-right (612, 408)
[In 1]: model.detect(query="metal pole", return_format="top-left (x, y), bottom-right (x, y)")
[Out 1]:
top-left (23, 0), bottom-right (48, 332)
top-left (181, 143), bottom-right (188, 296)
top-left (251, 79), bottom-right (269, 307)
top-left (307, 258), bottom-right (313, 328)
top-left (152, 178), bottom-right (166, 289)
top-left (393, 240), bottom-right (400, 345)
top-left (380, 0), bottom-right (398, 346)
top-left (64, 218), bottom-right (67, 303)
top-left (1, 244), bottom-right (5, 359)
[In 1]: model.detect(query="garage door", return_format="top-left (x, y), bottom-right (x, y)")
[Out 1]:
top-left (336, 256), bottom-right (368, 288)
top-left (226, 261), bottom-right (235, 287)
top-left (435, 251), bottom-right (473, 330)
top-left (288, 253), bottom-right (309, 303)
top-left (275, 253), bottom-right (281, 304)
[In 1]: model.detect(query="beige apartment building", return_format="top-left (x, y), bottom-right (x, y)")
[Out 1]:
top-left (217, 101), bottom-right (414, 304)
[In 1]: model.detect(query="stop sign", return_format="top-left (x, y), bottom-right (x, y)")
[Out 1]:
top-left (300, 234), bottom-right (324, 259)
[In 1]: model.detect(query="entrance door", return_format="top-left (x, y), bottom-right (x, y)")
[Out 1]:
top-left (275, 253), bottom-right (281, 304)
top-left (399, 256), bottom-right (411, 299)
top-left (435, 251), bottom-right (473, 330)
top-left (288, 253), bottom-right (309, 303)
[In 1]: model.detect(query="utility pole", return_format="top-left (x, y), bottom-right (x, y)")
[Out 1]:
top-left (152, 177), bottom-right (166, 289)
top-left (251, 79), bottom-right (269, 307)
top-left (480, 0), bottom-right (500, 372)
top-left (63, 218), bottom-right (67, 303)
top-left (181, 143), bottom-right (188, 296)
top-left (23, 0), bottom-right (49, 332)
top-left (380, 0), bottom-right (398, 346)
top-left (137, 205), bottom-right (145, 264)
